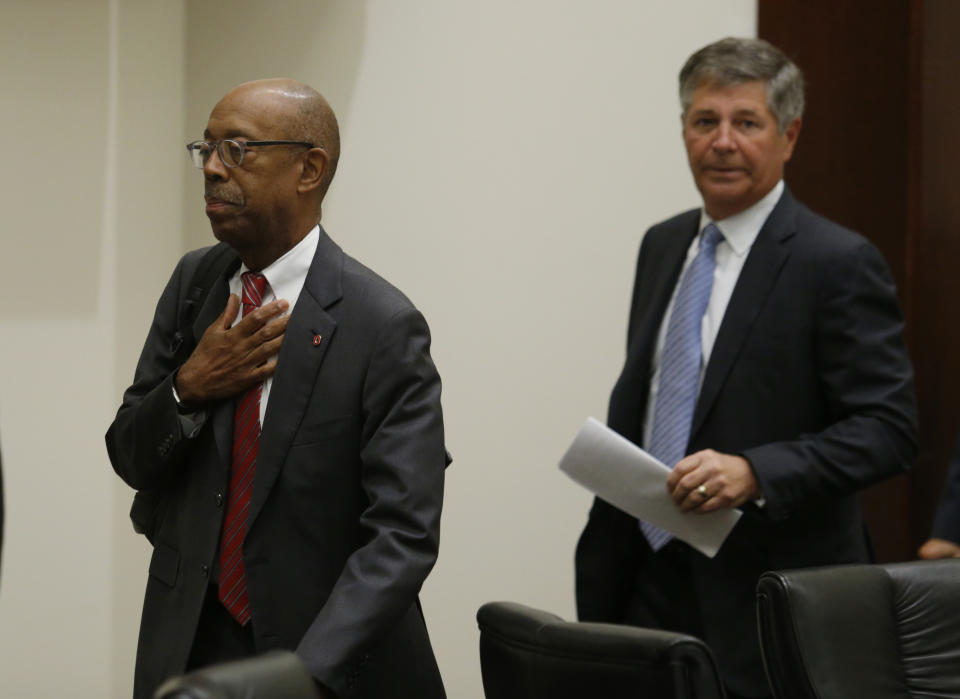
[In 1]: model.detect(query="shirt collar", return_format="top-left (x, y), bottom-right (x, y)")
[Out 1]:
top-left (699, 180), bottom-right (785, 257)
top-left (240, 224), bottom-right (319, 302)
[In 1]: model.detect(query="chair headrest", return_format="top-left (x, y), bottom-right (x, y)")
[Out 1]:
top-left (757, 559), bottom-right (960, 699)
top-left (477, 601), bottom-right (726, 699)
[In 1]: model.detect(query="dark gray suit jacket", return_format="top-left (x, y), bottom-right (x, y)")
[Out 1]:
top-left (107, 227), bottom-right (448, 699)
top-left (575, 188), bottom-right (918, 695)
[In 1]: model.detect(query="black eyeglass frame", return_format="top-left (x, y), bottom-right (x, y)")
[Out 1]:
top-left (186, 139), bottom-right (315, 168)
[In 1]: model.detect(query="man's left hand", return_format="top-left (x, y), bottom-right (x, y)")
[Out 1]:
top-left (666, 449), bottom-right (761, 513)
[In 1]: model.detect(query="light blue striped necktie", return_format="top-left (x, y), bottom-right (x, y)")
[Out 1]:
top-left (642, 223), bottom-right (724, 551)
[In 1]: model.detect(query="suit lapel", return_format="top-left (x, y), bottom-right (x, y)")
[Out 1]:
top-left (191, 265), bottom-right (238, 481)
top-left (247, 228), bottom-right (343, 531)
top-left (690, 189), bottom-right (799, 437)
top-left (608, 214), bottom-right (698, 443)
top-left (630, 216), bottom-right (700, 370)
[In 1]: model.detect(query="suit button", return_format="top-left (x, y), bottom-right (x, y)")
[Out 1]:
top-left (215, 492), bottom-right (224, 507)
top-left (200, 564), bottom-right (209, 578)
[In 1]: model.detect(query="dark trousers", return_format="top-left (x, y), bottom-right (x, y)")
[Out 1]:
top-left (622, 539), bottom-right (704, 637)
top-left (621, 540), bottom-right (772, 699)
top-left (186, 584), bottom-right (257, 670)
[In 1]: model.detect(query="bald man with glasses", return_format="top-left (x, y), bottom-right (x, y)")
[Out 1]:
top-left (108, 79), bottom-right (449, 699)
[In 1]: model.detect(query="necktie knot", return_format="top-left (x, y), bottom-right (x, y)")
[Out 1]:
top-left (700, 222), bottom-right (724, 254)
top-left (240, 272), bottom-right (268, 315)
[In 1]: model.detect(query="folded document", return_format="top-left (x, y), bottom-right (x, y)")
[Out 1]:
top-left (559, 417), bottom-right (740, 558)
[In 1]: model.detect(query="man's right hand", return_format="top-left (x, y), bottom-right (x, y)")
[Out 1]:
top-left (918, 537), bottom-right (960, 559)
top-left (176, 294), bottom-right (290, 404)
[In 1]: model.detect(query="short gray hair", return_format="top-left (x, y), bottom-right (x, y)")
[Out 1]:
top-left (679, 37), bottom-right (804, 132)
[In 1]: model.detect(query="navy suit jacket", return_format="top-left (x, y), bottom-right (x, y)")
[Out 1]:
top-left (107, 227), bottom-right (448, 699)
top-left (575, 188), bottom-right (917, 695)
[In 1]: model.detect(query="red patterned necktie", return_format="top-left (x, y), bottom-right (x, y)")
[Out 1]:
top-left (218, 271), bottom-right (268, 625)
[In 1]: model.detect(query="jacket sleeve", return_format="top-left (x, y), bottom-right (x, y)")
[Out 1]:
top-left (106, 249), bottom-right (211, 493)
top-left (295, 305), bottom-right (447, 695)
top-left (743, 238), bottom-right (918, 520)
top-left (931, 435), bottom-right (960, 544)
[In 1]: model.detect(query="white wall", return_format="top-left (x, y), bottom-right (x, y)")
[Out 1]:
top-left (323, 6), bottom-right (760, 697)
top-left (111, 2), bottom-right (187, 696)
top-left (0, 2), bottom-right (754, 696)
top-left (0, 1), bottom-right (114, 695)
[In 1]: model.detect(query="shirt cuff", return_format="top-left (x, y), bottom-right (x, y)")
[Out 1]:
top-left (176, 409), bottom-right (207, 438)
top-left (171, 380), bottom-right (207, 438)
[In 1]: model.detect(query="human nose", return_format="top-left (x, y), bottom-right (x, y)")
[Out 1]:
top-left (711, 122), bottom-right (736, 153)
top-left (203, 142), bottom-right (229, 181)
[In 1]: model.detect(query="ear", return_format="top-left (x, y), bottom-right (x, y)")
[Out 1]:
top-left (781, 117), bottom-right (802, 162)
top-left (297, 147), bottom-right (329, 195)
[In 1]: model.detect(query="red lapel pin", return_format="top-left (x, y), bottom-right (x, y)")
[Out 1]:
top-left (312, 335), bottom-right (322, 346)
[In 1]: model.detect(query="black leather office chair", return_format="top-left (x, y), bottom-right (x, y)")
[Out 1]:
top-left (757, 559), bottom-right (960, 699)
top-left (153, 650), bottom-right (318, 699)
top-left (477, 601), bottom-right (726, 699)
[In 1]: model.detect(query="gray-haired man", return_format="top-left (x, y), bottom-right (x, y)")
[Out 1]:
top-left (575, 37), bottom-right (917, 698)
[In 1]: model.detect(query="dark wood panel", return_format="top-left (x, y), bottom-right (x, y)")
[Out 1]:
top-left (910, 0), bottom-right (960, 540)
top-left (759, 1), bottom-right (912, 286)
top-left (759, 0), bottom-right (960, 561)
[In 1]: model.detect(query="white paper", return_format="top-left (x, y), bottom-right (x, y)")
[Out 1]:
top-left (559, 417), bottom-right (741, 558)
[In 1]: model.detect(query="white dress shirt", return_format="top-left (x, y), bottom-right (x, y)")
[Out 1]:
top-left (229, 224), bottom-right (320, 425)
top-left (642, 181), bottom-right (785, 449)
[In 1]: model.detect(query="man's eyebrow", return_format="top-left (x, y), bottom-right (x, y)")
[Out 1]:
top-left (687, 106), bottom-right (765, 118)
top-left (731, 107), bottom-right (765, 118)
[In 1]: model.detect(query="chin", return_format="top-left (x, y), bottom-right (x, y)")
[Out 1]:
top-left (210, 225), bottom-right (229, 243)
top-left (700, 184), bottom-right (740, 199)
top-left (210, 225), bottom-right (244, 249)
top-left (701, 194), bottom-right (754, 219)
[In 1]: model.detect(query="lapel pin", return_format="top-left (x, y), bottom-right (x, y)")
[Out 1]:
top-left (312, 335), bottom-right (322, 346)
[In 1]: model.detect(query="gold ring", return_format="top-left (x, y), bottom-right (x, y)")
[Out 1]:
top-left (697, 485), bottom-right (708, 497)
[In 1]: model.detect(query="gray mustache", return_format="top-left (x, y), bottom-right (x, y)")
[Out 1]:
top-left (205, 187), bottom-right (243, 205)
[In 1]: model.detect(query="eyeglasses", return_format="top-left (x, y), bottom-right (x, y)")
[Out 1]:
top-left (186, 139), bottom-right (314, 168)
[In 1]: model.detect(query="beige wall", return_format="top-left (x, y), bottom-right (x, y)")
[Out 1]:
top-left (111, 2), bottom-right (188, 696)
top-left (0, 0), bottom-right (186, 695)
top-left (0, 1), bottom-right (754, 696)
